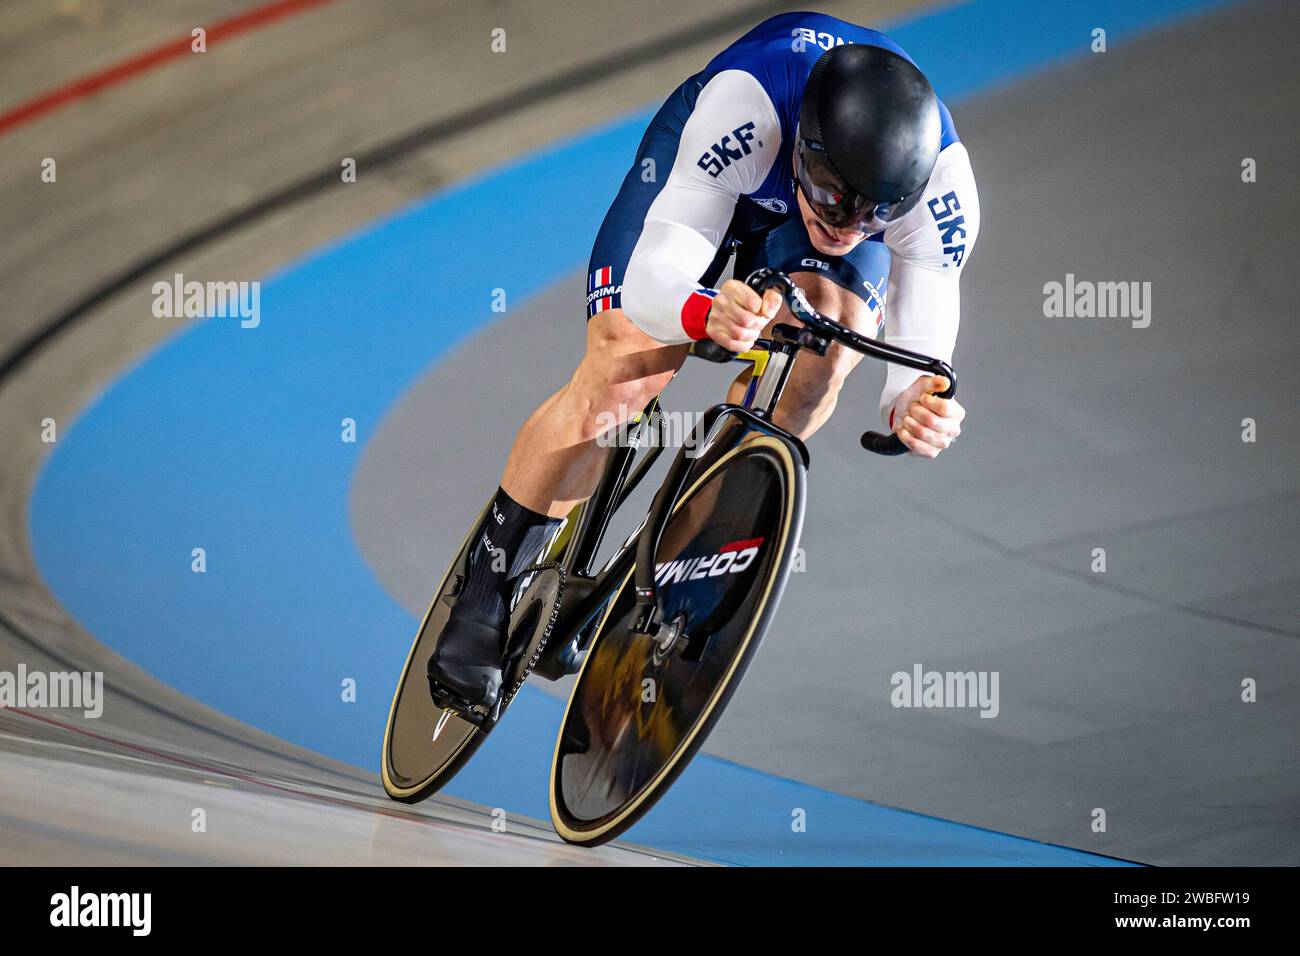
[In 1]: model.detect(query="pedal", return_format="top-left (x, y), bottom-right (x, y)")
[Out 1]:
top-left (499, 564), bottom-right (566, 708)
top-left (425, 678), bottom-right (493, 728)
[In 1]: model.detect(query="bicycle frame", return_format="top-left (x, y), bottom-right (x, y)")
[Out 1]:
top-left (525, 371), bottom-right (772, 675)
top-left (533, 267), bottom-right (957, 668)
top-left (391, 270), bottom-right (957, 803)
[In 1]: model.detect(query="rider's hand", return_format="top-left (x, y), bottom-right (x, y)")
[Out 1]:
top-left (705, 279), bottom-right (782, 353)
top-left (891, 375), bottom-right (964, 458)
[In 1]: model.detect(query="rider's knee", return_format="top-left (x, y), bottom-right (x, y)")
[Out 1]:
top-left (790, 269), bottom-right (837, 304)
top-left (582, 369), bottom-right (673, 424)
top-left (782, 271), bottom-right (869, 405)
top-left (788, 270), bottom-right (870, 331)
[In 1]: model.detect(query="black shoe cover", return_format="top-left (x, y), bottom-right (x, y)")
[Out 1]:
top-left (427, 607), bottom-right (509, 710)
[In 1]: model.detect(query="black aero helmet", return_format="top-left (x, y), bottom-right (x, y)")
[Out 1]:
top-left (797, 44), bottom-right (941, 230)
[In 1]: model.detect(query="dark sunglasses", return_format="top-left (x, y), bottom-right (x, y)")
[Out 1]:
top-left (794, 139), bottom-right (904, 232)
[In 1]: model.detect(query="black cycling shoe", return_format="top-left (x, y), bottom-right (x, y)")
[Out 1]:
top-left (427, 607), bottom-right (509, 711)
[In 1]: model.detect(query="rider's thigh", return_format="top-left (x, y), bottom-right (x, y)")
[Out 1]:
top-left (570, 308), bottom-right (689, 422)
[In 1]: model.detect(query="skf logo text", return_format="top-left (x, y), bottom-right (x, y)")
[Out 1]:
top-left (698, 122), bottom-right (757, 178)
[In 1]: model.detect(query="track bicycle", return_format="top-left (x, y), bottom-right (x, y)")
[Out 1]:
top-left (381, 268), bottom-right (956, 846)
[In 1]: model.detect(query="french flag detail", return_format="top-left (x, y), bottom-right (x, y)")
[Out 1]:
top-left (680, 288), bottom-right (717, 340)
top-left (587, 265), bottom-right (620, 318)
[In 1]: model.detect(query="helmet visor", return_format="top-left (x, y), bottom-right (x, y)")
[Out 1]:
top-left (795, 139), bottom-right (909, 233)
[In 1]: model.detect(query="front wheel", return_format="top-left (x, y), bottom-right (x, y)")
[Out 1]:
top-left (549, 434), bottom-right (805, 845)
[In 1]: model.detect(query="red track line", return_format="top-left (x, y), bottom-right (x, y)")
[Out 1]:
top-left (0, 0), bottom-right (338, 138)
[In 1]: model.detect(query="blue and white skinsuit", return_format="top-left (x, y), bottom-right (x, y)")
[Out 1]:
top-left (586, 11), bottom-right (981, 427)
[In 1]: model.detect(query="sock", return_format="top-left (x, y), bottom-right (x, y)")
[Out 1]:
top-left (455, 486), bottom-right (562, 622)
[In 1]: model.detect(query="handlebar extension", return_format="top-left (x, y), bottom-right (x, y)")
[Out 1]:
top-left (688, 269), bottom-right (956, 457)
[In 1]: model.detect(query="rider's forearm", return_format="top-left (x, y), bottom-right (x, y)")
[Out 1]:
top-left (875, 142), bottom-right (979, 427)
top-left (877, 265), bottom-right (961, 427)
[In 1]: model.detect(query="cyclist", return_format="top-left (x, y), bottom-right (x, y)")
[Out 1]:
top-left (428, 11), bottom-right (980, 708)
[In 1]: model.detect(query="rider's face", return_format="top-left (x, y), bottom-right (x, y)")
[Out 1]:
top-left (796, 184), bottom-right (868, 257)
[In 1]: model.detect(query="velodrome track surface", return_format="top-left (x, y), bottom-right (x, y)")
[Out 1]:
top-left (349, 0), bottom-right (1299, 863)
top-left (3, 0), bottom-right (1296, 865)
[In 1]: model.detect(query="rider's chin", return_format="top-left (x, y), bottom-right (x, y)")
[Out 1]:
top-left (812, 218), bottom-right (862, 250)
top-left (820, 230), bottom-right (862, 252)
